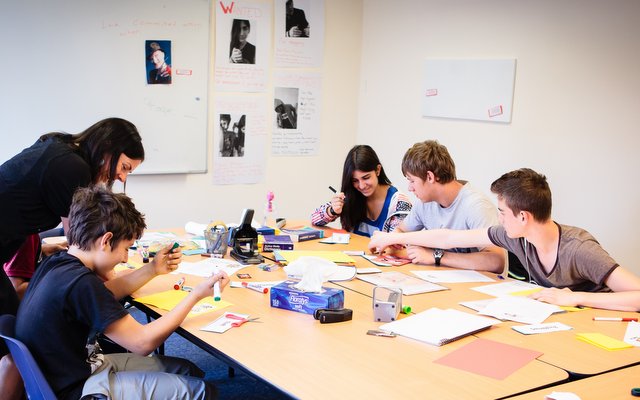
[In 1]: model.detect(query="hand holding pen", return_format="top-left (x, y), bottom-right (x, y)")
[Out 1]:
top-left (192, 272), bottom-right (230, 301)
top-left (328, 186), bottom-right (345, 216)
top-left (152, 242), bottom-right (182, 274)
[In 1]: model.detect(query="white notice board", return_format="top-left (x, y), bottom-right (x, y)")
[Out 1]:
top-left (0, 0), bottom-right (210, 174)
top-left (421, 59), bottom-right (516, 123)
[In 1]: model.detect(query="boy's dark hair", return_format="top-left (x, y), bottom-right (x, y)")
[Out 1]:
top-left (67, 185), bottom-right (146, 251)
top-left (490, 168), bottom-right (552, 222)
top-left (340, 145), bottom-right (391, 232)
top-left (220, 114), bottom-right (231, 124)
top-left (401, 140), bottom-right (456, 183)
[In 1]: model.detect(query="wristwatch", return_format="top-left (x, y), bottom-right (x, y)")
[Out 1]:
top-left (433, 249), bottom-right (444, 266)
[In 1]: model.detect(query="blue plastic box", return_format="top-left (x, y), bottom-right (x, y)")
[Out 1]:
top-left (270, 280), bottom-right (344, 315)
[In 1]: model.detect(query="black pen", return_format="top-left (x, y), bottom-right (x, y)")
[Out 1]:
top-left (328, 186), bottom-right (337, 193)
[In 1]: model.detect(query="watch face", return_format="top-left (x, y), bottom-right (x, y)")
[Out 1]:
top-left (434, 249), bottom-right (443, 258)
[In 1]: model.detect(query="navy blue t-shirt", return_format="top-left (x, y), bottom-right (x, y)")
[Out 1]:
top-left (16, 252), bottom-right (127, 399)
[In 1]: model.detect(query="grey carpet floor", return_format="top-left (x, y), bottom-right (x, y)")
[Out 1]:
top-left (129, 307), bottom-right (289, 400)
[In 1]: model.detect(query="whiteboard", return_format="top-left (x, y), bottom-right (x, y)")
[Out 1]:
top-left (0, 0), bottom-right (210, 174)
top-left (421, 59), bottom-right (516, 123)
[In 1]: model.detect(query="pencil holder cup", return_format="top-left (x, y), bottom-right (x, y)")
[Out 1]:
top-left (204, 222), bottom-right (228, 258)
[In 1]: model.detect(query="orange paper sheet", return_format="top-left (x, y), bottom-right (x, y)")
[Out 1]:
top-left (434, 338), bottom-right (542, 380)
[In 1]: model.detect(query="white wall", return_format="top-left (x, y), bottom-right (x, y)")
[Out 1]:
top-left (357, 0), bottom-right (640, 273)
top-left (121, 0), bottom-right (363, 228)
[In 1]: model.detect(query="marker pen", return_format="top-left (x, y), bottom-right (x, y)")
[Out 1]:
top-left (592, 317), bottom-right (638, 322)
top-left (169, 242), bottom-right (180, 252)
top-left (213, 281), bottom-right (221, 301)
top-left (173, 277), bottom-right (185, 290)
top-left (242, 282), bottom-right (268, 294)
top-left (328, 186), bottom-right (337, 193)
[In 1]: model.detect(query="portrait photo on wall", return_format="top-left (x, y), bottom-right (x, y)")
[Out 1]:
top-left (146, 40), bottom-right (172, 84)
top-left (219, 113), bottom-right (246, 157)
top-left (229, 19), bottom-right (256, 64)
top-left (274, 87), bottom-right (299, 130)
top-left (285, 0), bottom-right (310, 38)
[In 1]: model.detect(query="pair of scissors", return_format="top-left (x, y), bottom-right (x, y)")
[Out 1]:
top-left (226, 314), bottom-right (261, 327)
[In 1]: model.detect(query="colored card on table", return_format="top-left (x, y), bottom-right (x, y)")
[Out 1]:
top-left (434, 338), bottom-right (543, 380)
top-left (134, 290), bottom-right (232, 318)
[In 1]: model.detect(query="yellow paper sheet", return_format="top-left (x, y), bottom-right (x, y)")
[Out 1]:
top-left (277, 250), bottom-right (356, 265)
top-left (576, 332), bottom-right (633, 351)
top-left (134, 290), bottom-right (232, 317)
top-left (509, 287), bottom-right (542, 297)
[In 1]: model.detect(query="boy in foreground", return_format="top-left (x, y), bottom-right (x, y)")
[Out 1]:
top-left (16, 186), bottom-right (229, 399)
top-left (369, 168), bottom-right (640, 311)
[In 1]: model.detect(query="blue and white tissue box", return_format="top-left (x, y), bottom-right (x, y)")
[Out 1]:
top-left (270, 280), bottom-right (344, 315)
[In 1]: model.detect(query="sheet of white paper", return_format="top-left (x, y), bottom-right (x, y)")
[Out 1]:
top-left (212, 96), bottom-right (268, 185)
top-left (230, 280), bottom-right (284, 289)
top-left (479, 296), bottom-right (562, 324)
top-left (201, 312), bottom-right (249, 334)
top-left (172, 258), bottom-right (244, 278)
top-left (272, 71), bottom-right (322, 156)
top-left (274, 0), bottom-right (325, 67)
top-left (512, 322), bottom-right (573, 335)
top-left (139, 231), bottom-right (178, 242)
top-left (471, 281), bottom-right (540, 297)
top-left (623, 321), bottom-right (640, 347)
top-left (544, 392), bottom-right (582, 400)
top-left (320, 233), bottom-right (350, 244)
top-left (459, 298), bottom-right (496, 312)
top-left (357, 271), bottom-right (448, 295)
top-left (214, 1), bottom-right (271, 92)
top-left (412, 270), bottom-right (495, 283)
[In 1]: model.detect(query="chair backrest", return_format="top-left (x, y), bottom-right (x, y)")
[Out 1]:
top-left (0, 314), bottom-right (57, 400)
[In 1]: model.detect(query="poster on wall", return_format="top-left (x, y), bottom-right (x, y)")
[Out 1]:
top-left (214, 1), bottom-right (271, 92)
top-left (272, 71), bottom-right (322, 156)
top-left (421, 59), bottom-right (516, 123)
top-left (213, 96), bottom-right (267, 184)
top-left (274, 0), bottom-right (324, 67)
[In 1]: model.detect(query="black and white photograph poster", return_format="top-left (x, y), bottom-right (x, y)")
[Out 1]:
top-left (272, 71), bottom-right (321, 156)
top-left (215, 1), bottom-right (271, 92)
top-left (213, 96), bottom-right (267, 185)
top-left (274, 0), bottom-right (324, 67)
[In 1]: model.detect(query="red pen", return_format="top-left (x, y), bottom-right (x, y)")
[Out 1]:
top-left (592, 317), bottom-right (638, 322)
top-left (173, 277), bottom-right (185, 290)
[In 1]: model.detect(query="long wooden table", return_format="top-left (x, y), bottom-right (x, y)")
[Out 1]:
top-left (316, 233), bottom-right (640, 377)
top-left (129, 228), bottom-right (571, 399)
top-left (507, 364), bottom-right (640, 400)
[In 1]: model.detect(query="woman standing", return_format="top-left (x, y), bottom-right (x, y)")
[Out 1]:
top-left (0, 117), bottom-right (145, 313)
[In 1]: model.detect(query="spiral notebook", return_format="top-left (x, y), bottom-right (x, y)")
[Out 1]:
top-left (379, 308), bottom-right (500, 346)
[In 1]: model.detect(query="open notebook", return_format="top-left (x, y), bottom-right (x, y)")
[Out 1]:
top-left (379, 308), bottom-right (500, 346)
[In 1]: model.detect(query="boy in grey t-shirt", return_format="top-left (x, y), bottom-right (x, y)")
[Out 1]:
top-left (370, 168), bottom-right (640, 312)
top-left (395, 140), bottom-right (505, 272)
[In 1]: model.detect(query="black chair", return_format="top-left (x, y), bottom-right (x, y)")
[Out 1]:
top-left (0, 314), bottom-right (56, 400)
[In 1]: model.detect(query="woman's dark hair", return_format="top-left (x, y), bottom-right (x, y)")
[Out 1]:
top-left (229, 19), bottom-right (250, 56)
top-left (339, 145), bottom-right (391, 232)
top-left (40, 118), bottom-right (144, 187)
